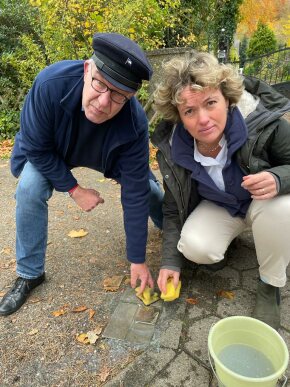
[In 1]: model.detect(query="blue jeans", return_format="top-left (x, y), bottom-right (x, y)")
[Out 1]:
top-left (15, 162), bottom-right (163, 279)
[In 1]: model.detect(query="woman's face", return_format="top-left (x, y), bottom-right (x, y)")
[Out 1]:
top-left (177, 86), bottom-right (229, 145)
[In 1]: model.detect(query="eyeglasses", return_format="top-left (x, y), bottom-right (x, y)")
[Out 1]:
top-left (91, 68), bottom-right (129, 104)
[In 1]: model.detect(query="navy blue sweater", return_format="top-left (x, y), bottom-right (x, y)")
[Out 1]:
top-left (11, 60), bottom-right (150, 263)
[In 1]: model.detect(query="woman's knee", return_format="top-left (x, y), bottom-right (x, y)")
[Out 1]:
top-left (177, 232), bottom-right (221, 264)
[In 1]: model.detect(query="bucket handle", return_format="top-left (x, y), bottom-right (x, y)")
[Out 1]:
top-left (280, 374), bottom-right (288, 387)
top-left (208, 349), bottom-right (226, 387)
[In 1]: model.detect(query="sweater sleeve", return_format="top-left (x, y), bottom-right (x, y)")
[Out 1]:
top-left (19, 76), bottom-right (77, 191)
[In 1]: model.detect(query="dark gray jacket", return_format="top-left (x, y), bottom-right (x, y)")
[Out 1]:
top-left (151, 76), bottom-right (290, 269)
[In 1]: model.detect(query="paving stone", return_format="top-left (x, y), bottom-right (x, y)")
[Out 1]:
top-left (281, 297), bottom-right (290, 331)
top-left (158, 299), bottom-right (187, 320)
top-left (151, 351), bottom-right (211, 386)
top-left (102, 302), bottom-right (138, 340)
top-left (187, 305), bottom-right (210, 320)
top-left (210, 266), bottom-right (240, 289)
top-left (229, 247), bottom-right (258, 271)
top-left (184, 315), bottom-right (220, 364)
top-left (103, 301), bottom-right (160, 344)
top-left (217, 289), bottom-right (255, 318)
top-left (126, 321), bottom-right (156, 345)
top-left (159, 320), bottom-right (183, 349)
top-left (104, 348), bottom-right (176, 387)
top-left (241, 268), bottom-right (260, 291)
top-left (278, 330), bottom-right (290, 381)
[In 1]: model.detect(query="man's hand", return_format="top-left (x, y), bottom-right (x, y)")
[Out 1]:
top-left (130, 263), bottom-right (154, 294)
top-left (241, 172), bottom-right (278, 200)
top-left (70, 185), bottom-right (104, 211)
top-left (157, 268), bottom-right (180, 294)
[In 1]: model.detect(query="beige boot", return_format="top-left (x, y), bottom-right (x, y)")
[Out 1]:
top-left (253, 280), bottom-right (280, 330)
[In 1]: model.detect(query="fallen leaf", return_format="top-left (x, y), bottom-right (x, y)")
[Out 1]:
top-left (28, 297), bottom-right (42, 304)
top-left (97, 178), bottom-right (105, 182)
top-left (88, 309), bottom-right (95, 319)
top-left (28, 328), bottom-right (39, 336)
top-left (98, 367), bottom-right (110, 382)
top-left (68, 229), bottom-right (88, 238)
top-left (72, 305), bottom-right (88, 313)
top-left (52, 309), bottom-right (67, 317)
top-left (76, 333), bottom-right (90, 345)
top-left (103, 275), bottom-right (124, 292)
top-left (86, 330), bottom-right (99, 344)
top-left (0, 291), bottom-right (6, 297)
top-left (216, 290), bottom-right (235, 300)
top-left (186, 298), bottom-right (198, 305)
top-left (0, 247), bottom-right (12, 255)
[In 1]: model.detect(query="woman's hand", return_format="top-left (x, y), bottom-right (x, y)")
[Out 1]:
top-left (157, 268), bottom-right (180, 294)
top-left (241, 171), bottom-right (278, 199)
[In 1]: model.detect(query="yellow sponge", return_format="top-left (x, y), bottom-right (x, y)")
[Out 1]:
top-left (135, 286), bottom-right (159, 306)
top-left (160, 278), bottom-right (181, 302)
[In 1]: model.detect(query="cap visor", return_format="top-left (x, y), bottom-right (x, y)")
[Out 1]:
top-left (97, 68), bottom-right (137, 93)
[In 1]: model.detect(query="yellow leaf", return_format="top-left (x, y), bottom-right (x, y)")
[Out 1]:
top-left (0, 247), bottom-right (12, 255)
top-left (88, 309), bottom-right (96, 319)
top-left (76, 333), bottom-right (90, 345)
top-left (67, 229), bottom-right (88, 238)
top-left (28, 328), bottom-right (39, 336)
top-left (72, 305), bottom-right (88, 313)
top-left (86, 330), bottom-right (99, 344)
top-left (52, 309), bottom-right (67, 317)
top-left (103, 275), bottom-right (124, 292)
top-left (216, 290), bottom-right (235, 300)
top-left (97, 178), bottom-right (105, 182)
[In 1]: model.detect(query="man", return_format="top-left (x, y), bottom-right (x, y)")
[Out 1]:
top-left (0, 32), bottom-right (163, 316)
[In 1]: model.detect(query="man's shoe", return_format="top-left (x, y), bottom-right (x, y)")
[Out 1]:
top-left (253, 280), bottom-right (280, 330)
top-left (0, 273), bottom-right (45, 316)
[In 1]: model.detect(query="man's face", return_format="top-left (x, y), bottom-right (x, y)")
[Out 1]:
top-left (82, 61), bottom-right (135, 124)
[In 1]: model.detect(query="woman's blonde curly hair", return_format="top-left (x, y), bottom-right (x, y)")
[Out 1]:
top-left (153, 51), bottom-right (244, 123)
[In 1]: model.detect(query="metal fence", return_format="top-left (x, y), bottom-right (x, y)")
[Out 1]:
top-left (231, 47), bottom-right (290, 85)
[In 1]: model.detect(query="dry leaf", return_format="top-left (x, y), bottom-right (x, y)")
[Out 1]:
top-left (0, 291), bottom-right (5, 297)
top-left (216, 290), bottom-right (235, 300)
top-left (88, 309), bottom-right (95, 319)
top-left (0, 247), bottom-right (12, 255)
top-left (28, 328), bottom-right (39, 336)
top-left (28, 297), bottom-right (42, 304)
top-left (103, 275), bottom-right (124, 292)
top-left (52, 309), bottom-right (67, 317)
top-left (76, 333), bottom-right (90, 345)
top-left (186, 298), bottom-right (198, 305)
top-left (72, 305), bottom-right (88, 313)
top-left (97, 178), bottom-right (105, 182)
top-left (98, 367), bottom-right (110, 382)
top-left (86, 330), bottom-right (99, 344)
top-left (67, 229), bottom-right (88, 238)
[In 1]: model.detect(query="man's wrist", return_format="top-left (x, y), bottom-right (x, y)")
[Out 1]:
top-left (68, 184), bottom-right (79, 197)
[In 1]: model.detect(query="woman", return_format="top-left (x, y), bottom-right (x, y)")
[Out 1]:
top-left (152, 52), bottom-right (290, 330)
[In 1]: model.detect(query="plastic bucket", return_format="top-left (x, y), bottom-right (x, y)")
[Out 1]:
top-left (208, 316), bottom-right (289, 387)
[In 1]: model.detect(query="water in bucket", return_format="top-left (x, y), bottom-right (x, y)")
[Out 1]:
top-left (218, 343), bottom-right (275, 378)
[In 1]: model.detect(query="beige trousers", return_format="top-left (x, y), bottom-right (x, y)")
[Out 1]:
top-left (177, 197), bottom-right (290, 287)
